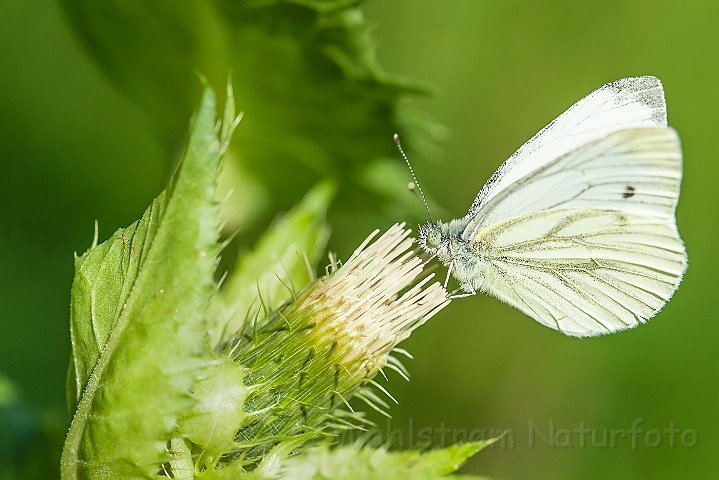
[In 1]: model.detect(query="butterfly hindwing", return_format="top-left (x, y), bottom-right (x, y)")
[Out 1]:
top-left (471, 208), bottom-right (686, 337)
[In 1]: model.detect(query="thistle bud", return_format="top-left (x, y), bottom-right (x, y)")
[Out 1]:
top-left (225, 223), bottom-right (450, 465)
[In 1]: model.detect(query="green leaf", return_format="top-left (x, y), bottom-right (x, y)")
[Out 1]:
top-left (61, 85), bottom-right (228, 479)
top-left (415, 441), bottom-right (496, 476)
top-left (280, 441), bottom-right (498, 480)
top-left (209, 181), bottom-right (334, 347)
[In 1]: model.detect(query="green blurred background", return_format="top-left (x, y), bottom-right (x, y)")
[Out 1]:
top-left (1, 0), bottom-right (717, 478)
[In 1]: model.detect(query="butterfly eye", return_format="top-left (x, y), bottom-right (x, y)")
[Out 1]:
top-left (427, 230), bottom-right (442, 249)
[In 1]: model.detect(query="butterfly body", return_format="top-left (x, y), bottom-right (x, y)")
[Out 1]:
top-left (418, 219), bottom-right (482, 293)
top-left (412, 77), bottom-right (686, 337)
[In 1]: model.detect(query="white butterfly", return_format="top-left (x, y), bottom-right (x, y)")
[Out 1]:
top-left (397, 76), bottom-right (686, 337)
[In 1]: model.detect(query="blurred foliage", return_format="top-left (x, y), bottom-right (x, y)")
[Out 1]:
top-left (1, 0), bottom-right (718, 479)
top-left (0, 374), bottom-right (64, 479)
top-left (58, 0), bottom-right (439, 235)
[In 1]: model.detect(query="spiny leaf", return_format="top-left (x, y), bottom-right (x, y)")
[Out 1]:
top-left (61, 86), bottom-right (228, 479)
top-left (280, 441), bottom-right (498, 480)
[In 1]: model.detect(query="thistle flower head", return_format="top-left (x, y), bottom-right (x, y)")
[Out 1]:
top-left (304, 223), bottom-right (450, 371)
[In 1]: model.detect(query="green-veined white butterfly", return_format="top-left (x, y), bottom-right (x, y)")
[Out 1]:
top-left (396, 76), bottom-right (686, 337)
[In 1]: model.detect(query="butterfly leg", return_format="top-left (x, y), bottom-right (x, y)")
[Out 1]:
top-left (423, 252), bottom-right (438, 265)
top-left (444, 260), bottom-right (454, 289)
top-left (449, 285), bottom-right (476, 300)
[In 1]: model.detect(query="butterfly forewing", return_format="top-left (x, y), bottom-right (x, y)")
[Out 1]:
top-left (462, 127), bottom-right (682, 238)
top-left (466, 76), bottom-right (667, 220)
top-left (472, 208), bottom-right (686, 337)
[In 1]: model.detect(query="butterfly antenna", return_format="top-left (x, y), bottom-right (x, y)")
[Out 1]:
top-left (394, 134), bottom-right (433, 222)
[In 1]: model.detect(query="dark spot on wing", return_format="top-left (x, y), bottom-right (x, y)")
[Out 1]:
top-left (622, 186), bottom-right (635, 199)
